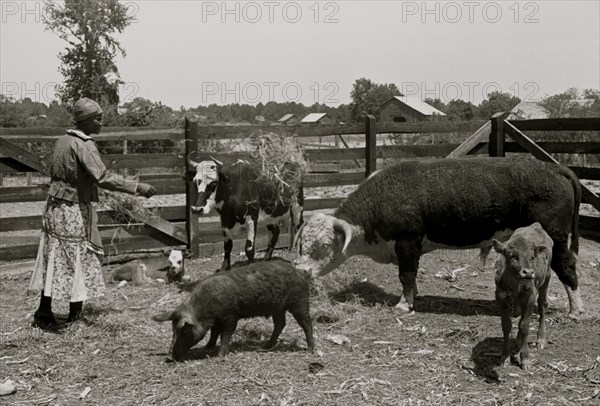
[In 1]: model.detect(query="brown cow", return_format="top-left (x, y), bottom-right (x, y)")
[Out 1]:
top-left (493, 222), bottom-right (553, 370)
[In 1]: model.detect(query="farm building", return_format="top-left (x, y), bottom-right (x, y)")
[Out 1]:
top-left (509, 99), bottom-right (596, 119)
top-left (379, 96), bottom-right (446, 122)
top-left (509, 101), bottom-right (548, 119)
top-left (301, 113), bottom-right (334, 125)
top-left (277, 113), bottom-right (300, 125)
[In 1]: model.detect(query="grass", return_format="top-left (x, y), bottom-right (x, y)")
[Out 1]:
top-left (1, 241), bottom-right (599, 405)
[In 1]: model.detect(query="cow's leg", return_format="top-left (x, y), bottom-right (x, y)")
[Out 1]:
top-left (265, 310), bottom-right (286, 350)
top-left (265, 224), bottom-right (280, 260)
top-left (496, 292), bottom-right (512, 366)
top-left (537, 277), bottom-right (551, 350)
top-left (289, 202), bottom-right (303, 251)
top-left (222, 237), bottom-right (233, 271)
top-left (218, 318), bottom-right (238, 357)
top-left (245, 215), bottom-right (257, 263)
top-left (514, 295), bottom-right (535, 370)
top-left (552, 238), bottom-right (584, 319)
top-left (288, 219), bottom-right (295, 252)
top-left (394, 239), bottom-right (421, 312)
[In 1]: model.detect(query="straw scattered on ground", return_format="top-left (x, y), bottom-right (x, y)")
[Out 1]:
top-left (1, 238), bottom-right (599, 405)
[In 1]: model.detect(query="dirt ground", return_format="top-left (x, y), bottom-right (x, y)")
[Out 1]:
top-left (0, 237), bottom-right (598, 405)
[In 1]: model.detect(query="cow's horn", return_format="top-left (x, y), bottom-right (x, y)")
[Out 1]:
top-left (209, 156), bottom-right (224, 169)
top-left (293, 222), bottom-right (307, 251)
top-left (187, 152), bottom-right (200, 167)
top-left (333, 218), bottom-right (353, 254)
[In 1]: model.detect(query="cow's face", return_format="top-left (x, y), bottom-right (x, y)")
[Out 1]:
top-left (190, 160), bottom-right (221, 214)
top-left (493, 237), bottom-right (550, 290)
top-left (167, 249), bottom-right (185, 279)
top-left (293, 213), bottom-right (354, 277)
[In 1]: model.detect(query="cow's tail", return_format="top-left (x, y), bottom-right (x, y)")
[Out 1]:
top-left (560, 166), bottom-right (581, 254)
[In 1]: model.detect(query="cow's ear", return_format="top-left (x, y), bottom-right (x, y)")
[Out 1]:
top-left (534, 245), bottom-right (548, 257)
top-left (492, 239), bottom-right (507, 255)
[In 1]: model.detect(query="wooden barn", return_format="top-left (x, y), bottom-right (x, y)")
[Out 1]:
top-left (379, 96), bottom-right (446, 122)
top-left (277, 113), bottom-right (300, 125)
top-left (301, 113), bottom-right (334, 125)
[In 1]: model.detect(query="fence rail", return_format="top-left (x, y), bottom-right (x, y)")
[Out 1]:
top-left (1, 116), bottom-right (598, 261)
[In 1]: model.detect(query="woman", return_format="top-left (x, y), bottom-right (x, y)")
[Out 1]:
top-left (29, 97), bottom-right (156, 329)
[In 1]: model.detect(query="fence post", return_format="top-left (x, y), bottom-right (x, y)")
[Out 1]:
top-left (489, 112), bottom-right (508, 157)
top-left (365, 114), bottom-right (377, 177)
top-left (185, 118), bottom-right (201, 259)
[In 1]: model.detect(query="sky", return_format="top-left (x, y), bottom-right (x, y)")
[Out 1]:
top-left (1, 0), bottom-right (599, 109)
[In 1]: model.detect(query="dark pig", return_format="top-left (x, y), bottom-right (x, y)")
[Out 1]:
top-left (153, 259), bottom-right (315, 361)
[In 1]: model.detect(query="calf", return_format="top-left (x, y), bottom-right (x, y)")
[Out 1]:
top-left (109, 249), bottom-right (187, 285)
top-left (152, 259), bottom-right (315, 361)
top-left (493, 222), bottom-right (553, 370)
top-left (188, 157), bottom-right (303, 271)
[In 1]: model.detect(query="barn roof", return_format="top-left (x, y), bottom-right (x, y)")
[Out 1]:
top-left (509, 101), bottom-right (548, 119)
top-left (509, 99), bottom-right (595, 119)
top-left (278, 113), bottom-right (297, 122)
top-left (386, 96), bottom-right (446, 116)
top-left (301, 113), bottom-right (329, 123)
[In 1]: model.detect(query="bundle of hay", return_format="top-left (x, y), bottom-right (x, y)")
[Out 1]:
top-left (248, 131), bottom-right (308, 198)
top-left (100, 190), bottom-right (157, 225)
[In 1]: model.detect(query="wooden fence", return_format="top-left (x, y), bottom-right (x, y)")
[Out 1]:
top-left (1, 115), bottom-right (598, 261)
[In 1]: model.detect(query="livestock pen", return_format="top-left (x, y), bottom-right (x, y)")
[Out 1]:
top-left (1, 117), bottom-right (600, 405)
top-left (0, 116), bottom-right (599, 263)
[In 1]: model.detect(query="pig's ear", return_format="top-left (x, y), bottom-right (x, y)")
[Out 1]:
top-left (152, 311), bottom-right (174, 322)
top-left (184, 249), bottom-right (192, 259)
top-left (492, 239), bottom-right (507, 255)
top-left (176, 313), bottom-right (197, 330)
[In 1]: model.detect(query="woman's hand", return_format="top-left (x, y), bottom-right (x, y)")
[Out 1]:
top-left (136, 183), bottom-right (156, 198)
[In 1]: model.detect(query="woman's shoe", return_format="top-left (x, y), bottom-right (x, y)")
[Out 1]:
top-left (31, 310), bottom-right (57, 330)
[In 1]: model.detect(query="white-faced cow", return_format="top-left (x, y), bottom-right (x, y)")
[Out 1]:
top-left (109, 249), bottom-right (188, 285)
top-left (493, 222), bottom-right (553, 370)
top-left (293, 157), bottom-right (584, 318)
top-left (188, 157), bottom-right (303, 271)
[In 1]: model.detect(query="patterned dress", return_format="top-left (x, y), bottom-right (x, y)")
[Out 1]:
top-left (29, 129), bottom-right (139, 302)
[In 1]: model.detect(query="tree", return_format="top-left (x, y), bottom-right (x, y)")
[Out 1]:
top-left (0, 95), bottom-right (26, 127)
top-left (44, 0), bottom-right (134, 110)
top-left (477, 91), bottom-right (521, 119)
top-left (349, 78), bottom-right (402, 121)
top-left (445, 99), bottom-right (477, 121)
top-left (539, 87), bottom-right (599, 118)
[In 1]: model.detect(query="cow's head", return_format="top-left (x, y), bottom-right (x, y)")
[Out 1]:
top-left (293, 213), bottom-right (355, 277)
top-left (493, 234), bottom-right (551, 290)
top-left (187, 156), bottom-right (223, 214)
top-left (166, 249), bottom-right (188, 282)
